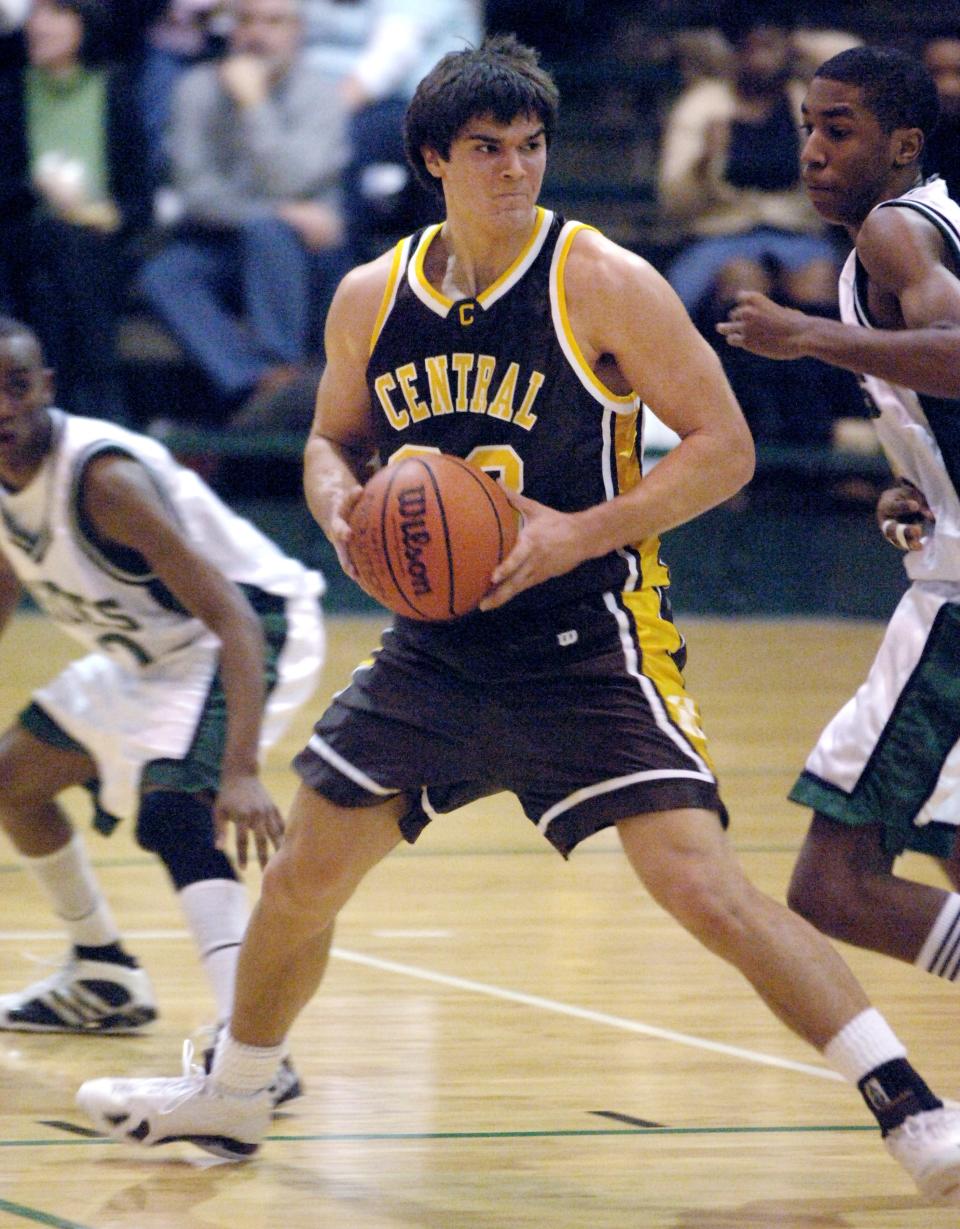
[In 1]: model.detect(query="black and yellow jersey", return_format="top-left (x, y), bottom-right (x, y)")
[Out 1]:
top-left (365, 207), bottom-right (670, 616)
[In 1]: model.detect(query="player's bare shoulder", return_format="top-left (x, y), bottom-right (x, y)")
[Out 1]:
top-left (857, 202), bottom-right (950, 291)
top-left (566, 227), bottom-right (673, 308)
top-left (562, 224), bottom-right (686, 350)
top-left (326, 247), bottom-right (398, 363)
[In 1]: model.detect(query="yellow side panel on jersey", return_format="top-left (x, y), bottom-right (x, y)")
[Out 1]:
top-left (622, 586), bottom-right (715, 771)
top-left (613, 406), bottom-right (671, 591)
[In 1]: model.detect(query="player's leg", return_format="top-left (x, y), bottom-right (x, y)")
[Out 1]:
top-left (788, 814), bottom-right (951, 961)
top-left (0, 721), bottom-right (155, 1032)
top-left (77, 786), bottom-right (406, 1157)
top-left (134, 785), bottom-right (312, 1108)
top-left (618, 805), bottom-right (960, 1203)
top-left (228, 785), bottom-right (406, 1047)
top-left (617, 806), bottom-right (871, 1048)
top-left (136, 787), bottom-right (247, 1026)
top-left (788, 589), bottom-right (960, 984)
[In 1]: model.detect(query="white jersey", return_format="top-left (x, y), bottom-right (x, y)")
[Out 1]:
top-left (0, 411), bottom-right (325, 820)
top-left (0, 411), bottom-right (323, 662)
top-left (839, 176), bottom-right (960, 582)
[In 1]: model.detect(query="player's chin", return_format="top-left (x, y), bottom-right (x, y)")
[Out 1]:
top-left (805, 190), bottom-right (844, 225)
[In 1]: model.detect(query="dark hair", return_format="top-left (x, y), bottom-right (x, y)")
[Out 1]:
top-left (403, 34), bottom-right (560, 193)
top-left (716, 9), bottom-right (796, 48)
top-left (814, 45), bottom-right (940, 138)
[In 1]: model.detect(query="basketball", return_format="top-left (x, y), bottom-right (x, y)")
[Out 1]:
top-left (347, 453), bottom-right (518, 621)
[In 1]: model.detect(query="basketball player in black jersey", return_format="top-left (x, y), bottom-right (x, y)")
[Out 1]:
top-left (77, 34), bottom-right (960, 1203)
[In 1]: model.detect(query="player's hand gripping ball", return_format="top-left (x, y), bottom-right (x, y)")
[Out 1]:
top-left (347, 453), bottom-right (518, 620)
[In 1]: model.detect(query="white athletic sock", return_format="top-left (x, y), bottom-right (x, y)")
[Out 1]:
top-left (915, 893), bottom-right (960, 980)
top-left (25, 832), bottom-right (120, 949)
top-left (823, 1008), bottom-right (908, 1084)
top-left (178, 879), bottom-right (250, 1023)
top-left (212, 1028), bottom-right (284, 1097)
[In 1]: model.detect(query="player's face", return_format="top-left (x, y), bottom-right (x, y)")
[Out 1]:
top-left (800, 76), bottom-right (909, 229)
top-left (424, 113), bottom-right (547, 231)
top-left (0, 335), bottom-right (54, 463)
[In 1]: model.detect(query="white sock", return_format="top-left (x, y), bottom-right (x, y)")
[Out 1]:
top-left (178, 879), bottom-right (250, 1023)
top-left (823, 1008), bottom-right (908, 1084)
top-left (25, 832), bottom-right (120, 949)
top-left (915, 893), bottom-right (960, 980)
top-left (212, 1028), bottom-right (284, 1097)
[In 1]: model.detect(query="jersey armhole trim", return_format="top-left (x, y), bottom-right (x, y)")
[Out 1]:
top-left (369, 236), bottom-right (412, 355)
top-left (551, 222), bottom-right (639, 410)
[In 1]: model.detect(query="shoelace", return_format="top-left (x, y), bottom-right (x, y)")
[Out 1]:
top-left (155, 1041), bottom-right (208, 1117)
top-left (19, 950), bottom-right (74, 978)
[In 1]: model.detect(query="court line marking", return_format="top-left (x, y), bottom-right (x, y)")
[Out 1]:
top-left (0, 930), bottom-right (842, 1082)
top-left (0, 1198), bottom-right (93, 1229)
top-left (4, 1122), bottom-right (876, 1150)
top-left (331, 947), bottom-right (843, 1082)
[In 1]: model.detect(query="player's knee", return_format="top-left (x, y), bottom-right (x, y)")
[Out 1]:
top-left (0, 738), bottom-right (52, 818)
top-left (135, 791), bottom-right (236, 890)
top-left (259, 840), bottom-right (344, 928)
top-left (651, 857), bottom-right (752, 952)
top-left (787, 859), bottom-right (851, 939)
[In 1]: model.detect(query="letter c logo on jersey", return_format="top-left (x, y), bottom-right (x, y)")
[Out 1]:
top-left (458, 301), bottom-right (475, 327)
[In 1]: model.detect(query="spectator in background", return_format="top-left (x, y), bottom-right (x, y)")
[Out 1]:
top-left (138, 0), bottom-right (352, 426)
top-left (136, 1), bottom-right (227, 185)
top-left (657, 12), bottom-right (861, 449)
top-left (304, 0), bottom-right (482, 259)
top-left (921, 28), bottom-right (960, 200)
top-left (17, 0), bottom-right (152, 423)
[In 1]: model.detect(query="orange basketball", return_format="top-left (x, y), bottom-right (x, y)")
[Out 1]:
top-left (347, 453), bottom-right (518, 621)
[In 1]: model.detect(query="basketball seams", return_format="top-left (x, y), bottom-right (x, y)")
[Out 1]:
top-left (381, 464), bottom-right (428, 619)
top-left (411, 456), bottom-right (457, 618)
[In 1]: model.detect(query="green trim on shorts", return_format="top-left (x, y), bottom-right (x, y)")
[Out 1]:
top-left (19, 702), bottom-right (89, 755)
top-left (21, 588), bottom-right (290, 836)
top-left (789, 601), bottom-right (960, 858)
top-left (139, 598), bottom-right (287, 804)
top-left (789, 771), bottom-right (957, 858)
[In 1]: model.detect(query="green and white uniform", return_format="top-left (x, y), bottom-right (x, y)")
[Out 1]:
top-left (791, 177), bottom-right (960, 856)
top-left (0, 410), bottom-right (324, 827)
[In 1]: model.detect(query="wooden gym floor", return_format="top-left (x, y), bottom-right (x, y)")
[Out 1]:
top-left (1, 610), bottom-right (958, 1229)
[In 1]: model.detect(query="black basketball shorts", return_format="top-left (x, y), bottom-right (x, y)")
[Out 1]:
top-left (293, 590), bottom-right (728, 856)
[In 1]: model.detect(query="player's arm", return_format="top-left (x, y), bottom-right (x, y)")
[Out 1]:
top-left (718, 209), bottom-right (960, 396)
top-left (0, 551), bottom-right (22, 637)
top-left (303, 255), bottom-right (388, 576)
top-left (484, 231), bottom-right (754, 608)
top-left (81, 456), bottom-right (280, 870)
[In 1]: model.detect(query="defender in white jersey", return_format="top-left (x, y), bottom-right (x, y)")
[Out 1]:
top-left (75, 38), bottom-right (960, 1205)
top-left (0, 317), bottom-right (324, 1104)
top-left (719, 47), bottom-right (960, 1045)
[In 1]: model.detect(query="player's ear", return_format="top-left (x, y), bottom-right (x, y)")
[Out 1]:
top-left (892, 126), bottom-right (923, 168)
top-left (421, 145), bottom-right (444, 179)
top-left (40, 367), bottom-right (55, 405)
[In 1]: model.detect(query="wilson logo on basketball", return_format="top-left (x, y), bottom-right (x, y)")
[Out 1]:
top-left (397, 485), bottom-right (433, 596)
top-left (346, 453), bottom-right (518, 621)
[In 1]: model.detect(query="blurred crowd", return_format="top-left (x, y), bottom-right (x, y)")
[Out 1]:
top-left (1, 0), bottom-right (959, 460)
top-left (0, 0), bottom-right (482, 433)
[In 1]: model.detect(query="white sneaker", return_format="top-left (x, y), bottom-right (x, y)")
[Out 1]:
top-left (885, 1105), bottom-right (960, 1203)
top-left (0, 956), bottom-right (157, 1033)
top-left (76, 1042), bottom-right (271, 1160)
